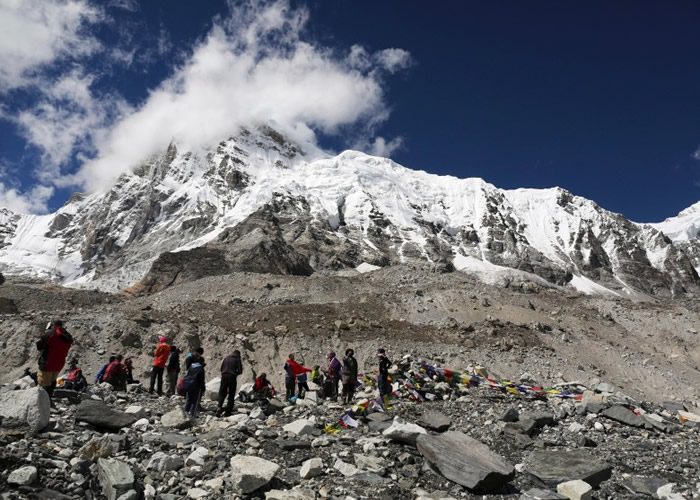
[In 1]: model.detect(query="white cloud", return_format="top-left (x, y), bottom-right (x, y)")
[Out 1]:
top-left (0, 0), bottom-right (102, 91)
top-left (0, 182), bottom-right (54, 214)
top-left (7, 70), bottom-right (131, 182)
top-left (375, 48), bottom-right (413, 73)
top-left (368, 136), bottom-right (405, 157)
top-left (108, 0), bottom-right (139, 12)
top-left (72, 0), bottom-right (411, 191)
top-left (693, 146), bottom-right (700, 161)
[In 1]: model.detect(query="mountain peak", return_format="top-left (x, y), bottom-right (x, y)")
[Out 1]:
top-left (0, 136), bottom-right (698, 298)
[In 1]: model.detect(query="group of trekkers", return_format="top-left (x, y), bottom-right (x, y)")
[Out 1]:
top-left (34, 320), bottom-right (394, 419)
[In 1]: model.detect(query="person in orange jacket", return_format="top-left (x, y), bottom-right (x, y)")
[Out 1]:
top-left (149, 336), bottom-right (171, 395)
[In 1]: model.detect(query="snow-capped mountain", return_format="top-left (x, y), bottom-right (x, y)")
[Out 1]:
top-left (651, 201), bottom-right (700, 243)
top-left (0, 126), bottom-right (698, 298)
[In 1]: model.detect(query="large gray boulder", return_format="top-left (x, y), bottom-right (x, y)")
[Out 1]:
top-left (75, 400), bottom-right (137, 431)
top-left (417, 431), bottom-right (515, 492)
top-left (97, 458), bottom-right (134, 500)
top-left (418, 410), bottom-right (452, 432)
top-left (601, 405), bottom-right (646, 428)
top-left (526, 450), bottom-right (612, 488)
top-left (382, 416), bottom-right (427, 446)
top-left (0, 386), bottom-right (50, 435)
top-left (229, 455), bottom-right (280, 494)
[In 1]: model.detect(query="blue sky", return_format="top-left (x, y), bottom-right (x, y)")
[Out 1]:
top-left (0, 0), bottom-right (698, 222)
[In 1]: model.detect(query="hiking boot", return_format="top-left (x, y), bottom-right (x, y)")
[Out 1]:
top-left (215, 408), bottom-right (223, 417)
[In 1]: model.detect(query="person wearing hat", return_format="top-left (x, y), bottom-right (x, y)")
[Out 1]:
top-left (327, 351), bottom-right (342, 401)
top-left (36, 320), bottom-right (73, 398)
top-left (377, 348), bottom-right (392, 398)
top-left (342, 348), bottom-right (358, 404)
top-left (149, 336), bottom-right (171, 395)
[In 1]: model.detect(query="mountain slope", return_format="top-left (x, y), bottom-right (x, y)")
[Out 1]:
top-left (0, 126), bottom-right (698, 298)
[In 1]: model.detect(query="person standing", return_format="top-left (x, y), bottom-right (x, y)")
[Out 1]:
top-left (342, 348), bottom-right (358, 404)
top-left (185, 347), bottom-right (204, 369)
top-left (149, 336), bottom-right (171, 395)
top-left (166, 346), bottom-right (180, 396)
top-left (217, 350), bottom-right (243, 417)
top-left (283, 354), bottom-right (311, 401)
top-left (327, 352), bottom-right (342, 401)
top-left (296, 360), bottom-right (311, 400)
top-left (377, 348), bottom-right (392, 399)
top-left (183, 360), bottom-right (205, 417)
top-left (36, 320), bottom-right (73, 398)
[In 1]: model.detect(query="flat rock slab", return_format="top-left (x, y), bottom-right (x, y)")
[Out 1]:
top-left (417, 430), bottom-right (514, 492)
top-left (277, 439), bottom-right (312, 451)
top-left (526, 450), bottom-right (612, 488)
top-left (75, 400), bottom-right (137, 431)
top-left (418, 410), bottom-right (451, 432)
top-left (142, 433), bottom-right (198, 447)
top-left (621, 476), bottom-right (668, 497)
top-left (601, 405), bottom-right (646, 428)
top-left (520, 488), bottom-right (566, 500)
top-left (367, 412), bottom-right (391, 422)
top-left (383, 417), bottom-right (427, 446)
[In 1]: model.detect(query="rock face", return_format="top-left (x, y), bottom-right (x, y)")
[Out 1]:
top-left (0, 126), bottom-right (697, 300)
top-left (526, 450), bottom-right (613, 488)
top-left (97, 458), bottom-right (134, 500)
top-left (0, 386), bottom-right (50, 435)
top-left (416, 431), bottom-right (515, 492)
top-left (75, 400), bottom-right (138, 431)
top-left (229, 455), bottom-right (280, 494)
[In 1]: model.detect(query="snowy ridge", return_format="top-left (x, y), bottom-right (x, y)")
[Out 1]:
top-left (0, 126), bottom-right (698, 298)
top-left (651, 201), bottom-right (700, 242)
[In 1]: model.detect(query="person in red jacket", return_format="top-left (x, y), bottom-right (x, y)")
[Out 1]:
top-left (283, 353), bottom-right (312, 401)
top-left (36, 320), bottom-right (73, 398)
top-left (149, 336), bottom-right (171, 395)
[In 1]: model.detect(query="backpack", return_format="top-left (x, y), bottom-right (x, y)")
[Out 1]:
top-left (176, 377), bottom-right (186, 397)
top-left (182, 363), bottom-right (204, 394)
top-left (182, 375), bottom-right (197, 394)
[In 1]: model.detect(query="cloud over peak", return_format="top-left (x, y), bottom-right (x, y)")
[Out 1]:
top-left (0, 0), bottom-right (411, 212)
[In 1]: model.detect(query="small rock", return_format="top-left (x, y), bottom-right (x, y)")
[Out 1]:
top-left (7, 465), bottom-right (38, 486)
top-left (556, 479), bottom-right (592, 500)
top-left (334, 458), bottom-right (359, 477)
top-left (186, 447), bottom-right (209, 466)
top-left (97, 458), bottom-right (134, 500)
top-left (283, 418), bottom-right (315, 436)
top-left (229, 455), bottom-right (280, 494)
top-left (300, 457), bottom-right (323, 479)
top-left (161, 408), bottom-right (192, 429)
